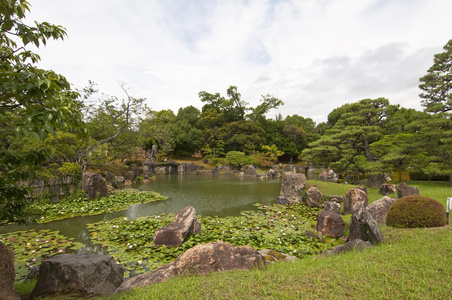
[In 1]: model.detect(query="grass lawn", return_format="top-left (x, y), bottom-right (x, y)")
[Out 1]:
top-left (18, 179), bottom-right (452, 299)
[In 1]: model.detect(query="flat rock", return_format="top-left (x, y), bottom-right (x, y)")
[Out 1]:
top-left (322, 239), bottom-right (373, 257)
top-left (31, 254), bottom-right (124, 298)
top-left (116, 241), bottom-right (266, 293)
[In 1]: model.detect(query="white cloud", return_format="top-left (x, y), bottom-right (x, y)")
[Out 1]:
top-left (26, 0), bottom-right (452, 123)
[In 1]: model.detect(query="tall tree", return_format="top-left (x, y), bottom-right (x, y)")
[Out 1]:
top-left (418, 39), bottom-right (452, 184)
top-left (302, 98), bottom-right (398, 176)
top-left (0, 0), bottom-right (84, 225)
top-left (419, 39), bottom-right (452, 114)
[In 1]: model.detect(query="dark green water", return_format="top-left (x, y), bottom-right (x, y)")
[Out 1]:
top-left (0, 175), bottom-right (281, 254)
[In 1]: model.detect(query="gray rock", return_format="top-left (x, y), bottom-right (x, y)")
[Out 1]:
top-left (116, 241), bottom-right (266, 292)
top-left (348, 204), bottom-right (369, 242)
top-left (397, 182), bottom-right (419, 198)
top-left (315, 210), bottom-right (345, 237)
top-left (327, 195), bottom-right (344, 203)
top-left (319, 169), bottom-right (339, 183)
top-left (305, 186), bottom-right (323, 207)
top-left (279, 172), bottom-right (306, 204)
top-left (366, 196), bottom-right (397, 224)
top-left (324, 201), bottom-right (341, 212)
top-left (276, 196), bottom-right (290, 205)
top-left (349, 204), bottom-right (384, 245)
top-left (356, 186), bottom-right (367, 194)
top-left (379, 184), bottom-right (397, 195)
top-left (367, 174), bottom-right (386, 188)
top-left (343, 188), bottom-right (368, 215)
top-left (359, 210), bottom-right (384, 245)
top-left (31, 254), bottom-right (123, 297)
top-left (153, 206), bottom-right (201, 248)
top-left (244, 165), bottom-right (258, 177)
top-left (0, 241), bottom-right (20, 300)
top-left (322, 239), bottom-right (373, 257)
top-left (124, 170), bottom-right (135, 181)
top-left (82, 172), bottom-right (108, 200)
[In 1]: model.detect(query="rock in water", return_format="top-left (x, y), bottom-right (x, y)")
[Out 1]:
top-left (152, 206), bottom-right (201, 248)
top-left (279, 172), bottom-right (306, 204)
top-left (31, 254), bottom-right (124, 297)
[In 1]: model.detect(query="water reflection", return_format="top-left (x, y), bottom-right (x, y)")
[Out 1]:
top-left (0, 174), bottom-right (281, 254)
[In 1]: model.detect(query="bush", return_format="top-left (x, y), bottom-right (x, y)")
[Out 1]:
top-left (386, 195), bottom-right (446, 228)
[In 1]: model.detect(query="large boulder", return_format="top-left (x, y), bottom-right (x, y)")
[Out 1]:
top-left (279, 172), bottom-right (306, 204)
top-left (319, 169), bottom-right (339, 183)
top-left (0, 241), bottom-right (20, 300)
top-left (82, 172), bottom-right (108, 200)
top-left (379, 184), bottom-right (397, 196)
top-left (343, 188), bottom-right (368, 215)
top-left (153, 206), bottom-right (201, 248)
top-left (315, 210), bottom-right (345, 237)
top-left (305, 186), bottom-right (323, 208)
top-left (31, 254), bottom-right (123, 298)
top-left (366, 196), bottom-right (397, 224)
top-left (116, 241), bottom-right (266, 292)
top-left (397, 182), bottom-right (419, 198)
top-left (349, 204), bottom-right (384, 245)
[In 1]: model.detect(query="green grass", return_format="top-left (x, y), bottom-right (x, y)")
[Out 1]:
top-left (100, 225), bottom-right (452, 300)
top-left (19, 179), bottom-right (452, 299)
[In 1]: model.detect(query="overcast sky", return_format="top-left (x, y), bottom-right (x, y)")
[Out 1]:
top-left (27, 0), bottom-right (452, 123)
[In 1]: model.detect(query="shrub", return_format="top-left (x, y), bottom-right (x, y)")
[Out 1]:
top-left (386, 195), bottom-right (446, 228)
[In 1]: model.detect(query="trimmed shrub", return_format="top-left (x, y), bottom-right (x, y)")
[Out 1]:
top-left (386, 195), bottom-right (446, 228)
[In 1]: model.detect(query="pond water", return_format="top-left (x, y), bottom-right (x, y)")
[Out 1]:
top-left (0, 175), bottom-right (281, 254)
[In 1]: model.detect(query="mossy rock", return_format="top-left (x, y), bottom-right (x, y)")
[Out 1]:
top-left (386, 195), bottom-right (446, 228)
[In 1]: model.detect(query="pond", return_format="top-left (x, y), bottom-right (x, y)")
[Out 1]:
top-left (0, 175), bottom-right (282, 254)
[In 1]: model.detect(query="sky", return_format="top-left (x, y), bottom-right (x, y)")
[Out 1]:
top-left (26, 0), bottom-right (452, 123)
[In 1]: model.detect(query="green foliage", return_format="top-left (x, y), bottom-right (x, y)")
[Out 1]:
top-left (87, 203), bottom-right (341, 278)
top-left (0, 229), bottom-right (83, 280)
top-left (225, 151), bottom-right (258, 168)
top-left (36, 162), bottom-right (81, 180)
top-left (302, 98), bottom-right (398, 176)
top-left (386, 195), bottom-right (447, 228)
top-left (0, 1), bottom-right (85, 225)
top-left (419, 39), bottom-right (452, 114)
top-left (30, 190), bottom-right (167, 223)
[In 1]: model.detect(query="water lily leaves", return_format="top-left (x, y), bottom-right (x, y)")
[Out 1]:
top-left (87, 203), bottom-right (343, 279)
top-left (0, 229), bottom-right (85, 280)
top-left (30, 190), bottom-right (167, 223)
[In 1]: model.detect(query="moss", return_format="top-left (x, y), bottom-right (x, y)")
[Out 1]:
top-left (266, 250), bottom-right (288, 261)
top-left (386, 195), bottom-right (447, 228)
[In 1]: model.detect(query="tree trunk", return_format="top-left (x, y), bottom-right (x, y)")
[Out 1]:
top-left (399, 168), bottom-right (402, 183)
